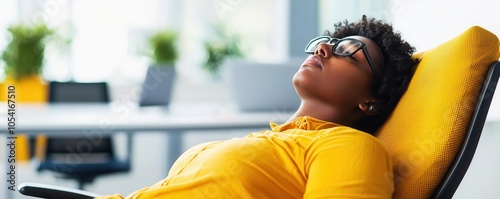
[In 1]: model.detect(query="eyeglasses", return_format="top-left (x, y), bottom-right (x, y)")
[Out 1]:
top-left (304, 36), bottom-right (381, 83)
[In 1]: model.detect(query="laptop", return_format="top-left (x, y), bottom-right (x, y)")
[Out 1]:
top-left (225, 58), bottom-right (304, 112)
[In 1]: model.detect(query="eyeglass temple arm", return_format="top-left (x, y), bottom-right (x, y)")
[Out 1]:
top-left (362, 47), bottom-right (381, 82)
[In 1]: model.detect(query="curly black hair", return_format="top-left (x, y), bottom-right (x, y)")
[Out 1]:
top-left (325, 15), bottom-right (419, 134)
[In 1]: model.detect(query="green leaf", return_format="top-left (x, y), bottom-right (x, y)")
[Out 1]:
top-left (202, 23), bottom-right (244, 75)
top-left (1, 23), bottom-right (55, 80)
top-left (148, 29), bottom-right (178, 66)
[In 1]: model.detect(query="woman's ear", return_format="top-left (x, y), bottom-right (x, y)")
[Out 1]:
top-left (359, 100), bottom-right (378, 115)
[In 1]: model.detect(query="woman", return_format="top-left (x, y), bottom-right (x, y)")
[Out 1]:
top-left (98, 16), bottom-right (419, 199)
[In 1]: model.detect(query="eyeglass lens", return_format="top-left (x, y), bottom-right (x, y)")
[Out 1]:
top-left (306, 37), bottom-right (362, 57)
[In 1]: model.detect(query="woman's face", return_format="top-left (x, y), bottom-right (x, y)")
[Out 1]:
top-left (293, 35), bottom-right (384, 110)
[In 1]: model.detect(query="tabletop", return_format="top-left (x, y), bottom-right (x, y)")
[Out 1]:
top-left (0, 102), bottom-right (294, 135)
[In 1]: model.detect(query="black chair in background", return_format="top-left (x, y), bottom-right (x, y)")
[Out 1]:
top-left (36, 81), bottom-right (131, 190)
top-left (48, 81), bottom-right (110, 103)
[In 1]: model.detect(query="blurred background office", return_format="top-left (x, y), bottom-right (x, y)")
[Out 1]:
top-left (0, 0), bottom-right (499, 198)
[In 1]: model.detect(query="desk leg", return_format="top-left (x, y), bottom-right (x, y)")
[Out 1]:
top-left (167, 131), bottom-right (183, 171)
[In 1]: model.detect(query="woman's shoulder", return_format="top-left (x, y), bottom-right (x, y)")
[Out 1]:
top-left (313, 126), bottom-right (386, 151)
top-left (318, 125), bottom-right (373, 137)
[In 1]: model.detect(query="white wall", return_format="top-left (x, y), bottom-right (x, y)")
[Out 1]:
top-left (319, 0), bottom-right (392, 33)
top-left (390, 0), bottom-right (500, 119)
top-left (391, 0), bottom-right (500, 52)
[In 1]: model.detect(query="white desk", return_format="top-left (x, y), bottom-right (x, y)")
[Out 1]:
top-left (0, 102), bottom-right (292, 168)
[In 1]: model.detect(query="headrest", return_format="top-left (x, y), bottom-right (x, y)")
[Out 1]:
top-left (376, 26), bottom-right (500, 198)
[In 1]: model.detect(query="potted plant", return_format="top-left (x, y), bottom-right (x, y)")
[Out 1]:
top-left (0, 23), bottom-right (55, 102)
top-left (202, 23), bottom-right (244, 76)
top-left (139, 29), bottom-right (179, 106)
top-left (0, 23), bottom-right (57, 163)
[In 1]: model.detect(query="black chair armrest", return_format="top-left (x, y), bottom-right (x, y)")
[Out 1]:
top-left (18, 182), bottom-right (101, 199)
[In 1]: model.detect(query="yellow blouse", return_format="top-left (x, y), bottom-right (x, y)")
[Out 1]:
top-left (97, 116), bottom-right (393, 199)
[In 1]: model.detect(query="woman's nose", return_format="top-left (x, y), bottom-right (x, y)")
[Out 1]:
top-left (314, 43), bottom-right (332, 58)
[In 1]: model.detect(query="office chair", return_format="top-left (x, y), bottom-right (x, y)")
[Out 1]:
top-left (375, 26), bottom-right (500, 199)
top-left (48, 81), bottom-right (110, 103)
top-left (35, 82), bottom-right (131, 190)
top-left (18, 27), bottom-right (500, 199)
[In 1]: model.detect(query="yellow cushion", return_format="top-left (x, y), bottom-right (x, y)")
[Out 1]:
top-left (376, 26), bottom-right (500, 199)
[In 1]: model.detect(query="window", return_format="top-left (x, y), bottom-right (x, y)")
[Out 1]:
top-left (1, 0), bottom-right (289, 86)
top-left (318, 0), bottom-right (392, 34)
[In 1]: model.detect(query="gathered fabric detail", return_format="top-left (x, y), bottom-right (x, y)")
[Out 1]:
top-left (270, 116), bottom-right (338, 132)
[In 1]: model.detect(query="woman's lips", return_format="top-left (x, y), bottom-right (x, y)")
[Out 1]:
top-left (302, 55), bottom-right (323, 69)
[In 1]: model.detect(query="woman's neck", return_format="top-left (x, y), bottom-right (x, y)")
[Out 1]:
top-left (287, 99), bottom-right (357, 127)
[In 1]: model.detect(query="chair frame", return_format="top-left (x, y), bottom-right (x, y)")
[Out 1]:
top-left (18, 183), bottom-right (99, 199)
top-left (432, 61), bottom-right (500, 198)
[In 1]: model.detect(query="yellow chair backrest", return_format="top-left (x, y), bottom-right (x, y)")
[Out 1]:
top-left (376, 26), bottom-right (500, 198)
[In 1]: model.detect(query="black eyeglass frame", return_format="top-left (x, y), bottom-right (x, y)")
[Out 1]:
top-left (304, 36), bottom-right (381, 83)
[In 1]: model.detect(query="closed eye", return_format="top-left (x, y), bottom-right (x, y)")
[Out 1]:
top-left (348, 55), bottom-right (358, 61)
